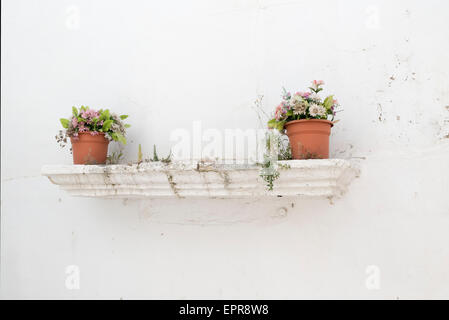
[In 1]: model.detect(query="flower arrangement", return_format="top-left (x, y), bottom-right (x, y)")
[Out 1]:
top-left (267, 80), bottom-right (340, 132)
top-left (57, 106), bottom-right (130, 147)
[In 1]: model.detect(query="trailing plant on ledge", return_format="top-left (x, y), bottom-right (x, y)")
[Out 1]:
top-left (253, 96), bottom-right (292, 191)
top-left (259, 131), bottom-right (280, 191)
top-left (259, 131), bottom-right (292, 191)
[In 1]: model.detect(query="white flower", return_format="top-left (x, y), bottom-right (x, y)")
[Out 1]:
top-left (309, 92), bottom-right (321, 102)
top-left (309, 104), bottom-right (326, 117)
top-left (293, 101), bottom-right (307, 115)
top-left (289, 94), bottom-right (303, 108)
top-left (289, 94), bottom-right (308, 115)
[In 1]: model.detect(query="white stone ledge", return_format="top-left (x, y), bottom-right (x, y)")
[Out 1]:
top-left (41, 159), bottom-right (360, 199)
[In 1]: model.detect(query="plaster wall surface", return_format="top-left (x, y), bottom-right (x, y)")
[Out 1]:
top-left (1, 0), bottom-right (449, 299)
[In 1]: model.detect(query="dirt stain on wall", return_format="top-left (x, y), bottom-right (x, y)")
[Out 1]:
top-left (377, 104), bottom-right (385, 122)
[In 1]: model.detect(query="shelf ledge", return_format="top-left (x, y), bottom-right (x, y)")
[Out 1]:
top-left (41, 159), bottom-right (359, 199)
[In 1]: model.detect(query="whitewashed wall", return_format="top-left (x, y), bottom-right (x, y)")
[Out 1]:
top-left (1, 0), bottom-right (449, 299)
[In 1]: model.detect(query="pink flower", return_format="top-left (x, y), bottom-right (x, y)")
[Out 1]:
top-left (71, 117), bottom-right (78, 127)
top-left (297, 91), bottom-right (310, 98)
top-left (81, 109), bottom-right (100, 120)
top-left (280, 101), bottom-right (289, 110)
top-left (311, 80), bottom-right (325, 90)
top-left (274, 103), bottom-right (287, 120)
top-left (78, 123), bottom-right (88, 133)
top-left (90, 131), bottom-right (99, 136)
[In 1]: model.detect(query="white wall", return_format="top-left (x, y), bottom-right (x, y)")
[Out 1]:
top-left (1, 0), bottom-right (449, 299)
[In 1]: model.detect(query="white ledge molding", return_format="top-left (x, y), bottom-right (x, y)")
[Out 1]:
top-left (41, 159), bottom-right (359, 199)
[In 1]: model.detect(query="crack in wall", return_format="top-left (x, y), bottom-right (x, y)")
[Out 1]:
top-left (165, 171), bottom-right (182, 198)
top-left (218, 171), bottom-right (231, 189)
top-left (196, 159), bottom-right (232, 190)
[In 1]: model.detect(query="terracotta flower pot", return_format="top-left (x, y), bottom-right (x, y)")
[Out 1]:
top-left (70, 132), bottom-right (109, 165)
top-left (285, 119), bottom-right (333, 160)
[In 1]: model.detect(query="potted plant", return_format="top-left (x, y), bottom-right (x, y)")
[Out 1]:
top-left (56, 106), bottom-right (130, 164)
top-left (267, 80), bottom-right (340, 159)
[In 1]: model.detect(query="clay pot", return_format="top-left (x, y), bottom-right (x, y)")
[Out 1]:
top-left (285, 119), bottom-right (333, 160)
top-left (70, 132), bottom-right (109, 165)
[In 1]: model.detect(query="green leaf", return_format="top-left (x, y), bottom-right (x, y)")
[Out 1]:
top-left (138, 144), bottom-right (143, 163)
top-left (275, 121), bottom-right (286, 131)
top-left (267, 119), bottom-right (277, 129)
top-left (323, 95), bottom-right (334, 110)
top-left (124, 124), bottom-right (131, 128)
top-left (100, 109), bottom-right (110, 121)
top-left (115, 133), bottom-right (127, 145)
top-left (153, 145), bottom-right (159, 161)
top-left (60, 118), bottom-right (69, 129)
top-left (72, 107), bottom-right (78, 116)
top-left (102, 119), bottom-right (113, 131)
top-left (109, 132), bottom-right (126, 144)
top-left (120, 115), bottom-right (128, 120)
